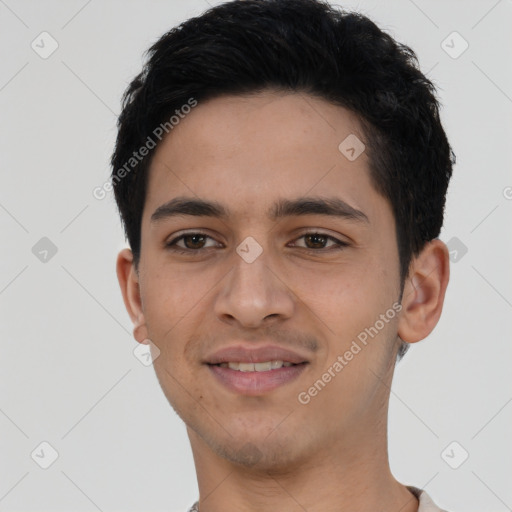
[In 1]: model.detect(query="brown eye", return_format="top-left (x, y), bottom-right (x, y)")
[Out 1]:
top-left (304, 233), bottom-right (329, 249)
top-left (166, 232), bottom-right (219, 253)
top-left (291, 232), bottom-right (348, 251)
top-left (181, 234), bottom-right (207, 249)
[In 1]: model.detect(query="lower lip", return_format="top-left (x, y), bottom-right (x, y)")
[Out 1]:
top-left (208, 363), bottom-right (308, 395)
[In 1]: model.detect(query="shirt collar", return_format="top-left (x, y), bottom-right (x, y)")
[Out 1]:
top-left (188, 486), bottom-right (449, 512)
top-left (406, 485), bottom-right (449, 512)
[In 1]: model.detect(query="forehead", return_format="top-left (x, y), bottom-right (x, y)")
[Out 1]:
top-left (143, 91), bottom-right (388, 227)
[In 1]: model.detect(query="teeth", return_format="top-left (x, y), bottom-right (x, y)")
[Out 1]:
top-left (237, 362), bottom-right (254, 372)
top-left (254, 361), bottom-right (272, 371)
top-left (220, 360), bottom-right (296, 372)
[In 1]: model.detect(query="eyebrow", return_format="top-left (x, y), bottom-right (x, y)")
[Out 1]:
top-left (150, 196), bottom-right (369, 224)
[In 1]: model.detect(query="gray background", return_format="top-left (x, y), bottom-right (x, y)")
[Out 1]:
top-left (1, 1), bottom-right (511, 511)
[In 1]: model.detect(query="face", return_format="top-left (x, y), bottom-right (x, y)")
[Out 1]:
top-left (122, 91), bottom-right (408, 471)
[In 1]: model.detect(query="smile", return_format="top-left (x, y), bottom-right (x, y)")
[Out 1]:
top-left (216, 360), bottom-right (296, 371)
top-left (208, 362), bottom-right (308, 395)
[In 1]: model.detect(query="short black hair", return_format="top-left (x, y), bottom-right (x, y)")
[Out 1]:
top-left (111, 0), bottom-right (455, 360)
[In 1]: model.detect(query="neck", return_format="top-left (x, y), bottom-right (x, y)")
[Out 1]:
top-left (187, 417), bottom-right (419, 512)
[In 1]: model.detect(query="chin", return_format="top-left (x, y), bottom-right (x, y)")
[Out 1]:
top-left (195, 420), bottom-right (309, 474)
top-left (216, 439), bottom-right (302, 474)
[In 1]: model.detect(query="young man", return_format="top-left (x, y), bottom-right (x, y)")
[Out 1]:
top-left (113, 1), bottom-right (454, 510)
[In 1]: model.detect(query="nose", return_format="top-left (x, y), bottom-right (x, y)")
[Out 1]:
top-left (213, 248), bottom-right (295, 329)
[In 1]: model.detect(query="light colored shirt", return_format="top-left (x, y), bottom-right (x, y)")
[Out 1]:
top-left (186, 486), bottom-right (449, 511)
top-left (407, 486), bottom-right (450, 512)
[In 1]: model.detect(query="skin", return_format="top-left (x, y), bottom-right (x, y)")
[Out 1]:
top-left (117, 90), bottom-right (450, 512)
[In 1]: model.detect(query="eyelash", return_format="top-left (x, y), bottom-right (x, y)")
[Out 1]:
top-left (165, 231), bottom-right (349, 255)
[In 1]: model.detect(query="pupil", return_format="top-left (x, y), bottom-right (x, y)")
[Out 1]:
top-left (185, 235), bottom-right (205, 249)
top-left (306, 234), bottom-right (326, 248)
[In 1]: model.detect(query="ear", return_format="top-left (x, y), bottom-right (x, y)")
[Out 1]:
top-left (116, 248), bottom-right (149, 344)
top-left (397, 239), bottom-right (450, 344)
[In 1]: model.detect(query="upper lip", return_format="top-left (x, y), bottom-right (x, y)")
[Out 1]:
top-left (205, 344), bottom-right (309, 365)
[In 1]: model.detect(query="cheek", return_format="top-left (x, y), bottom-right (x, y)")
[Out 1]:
top-left (140, 262), bottom-right (225, 367)
top-left (287, 256), bottom-right (398, 369)
top-left (284, 260), bottom-right (377, 329)
top-left (143, 262), bottom-right (214, 321)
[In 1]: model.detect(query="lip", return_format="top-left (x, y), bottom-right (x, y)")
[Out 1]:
top-left (208, 362), bottom-right (308, 395)
top-left (204, 344), bottom-right (310, 365)
top-left (205, 343), bottom-right (310, 396)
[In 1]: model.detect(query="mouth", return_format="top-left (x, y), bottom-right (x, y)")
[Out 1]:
top-left (204, 344), bottom-right (311, 395)
top-left (207, 361), bottom-right (309, 395)
top-left (211, 360), bottom-right (305, 371)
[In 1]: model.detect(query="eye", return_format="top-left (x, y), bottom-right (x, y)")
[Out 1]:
top-left (165, 230), bottom-right (349, 255)
top-left (290, 231), bottom-right (349, 251)
top-left (166, 232), bottom-right (220, 253)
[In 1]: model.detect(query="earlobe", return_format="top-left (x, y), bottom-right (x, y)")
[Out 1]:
top-left (133, 313), bottom-right (150, 344)
top-left (397, 239), bottom-right (450, 344)
top-left (116, 248), bottom-right (149, 344)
